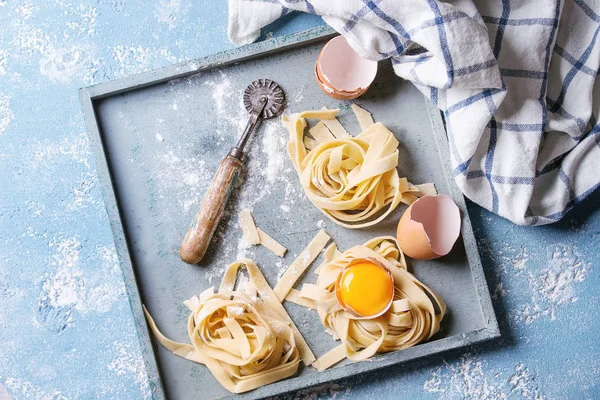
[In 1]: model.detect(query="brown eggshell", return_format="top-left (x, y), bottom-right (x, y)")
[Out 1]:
top-left (316, 63), bottom-right (366, 100)
top-left (315, 35), bottom-right (377, 100)
top-left (397, 205), bottom-right (438, 260)
top-left (396, 195), bottom-right (461, 260)
top-left (315, 64), bottom-right (360, 100)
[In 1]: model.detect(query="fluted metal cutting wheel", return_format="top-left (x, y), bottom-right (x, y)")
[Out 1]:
top-left (243, 79), bottom-right (285, 119)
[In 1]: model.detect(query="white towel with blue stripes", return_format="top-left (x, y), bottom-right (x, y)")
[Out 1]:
top-left (228, 0), bottom-right (600, 226)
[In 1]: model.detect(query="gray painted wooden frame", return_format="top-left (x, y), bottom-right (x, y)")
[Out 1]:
top-left (79, 25), bottom-right (499, 400)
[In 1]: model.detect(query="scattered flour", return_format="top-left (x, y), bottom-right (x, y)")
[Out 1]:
top-left (3, 377), bottom-right (66, 400)
top-left (234, 235), bottom-right (255, 261)
top-left (65, 5), bottom-right (98, 36)
top-left (538, 246), bottom-right (587, 304)
top-left (205, 265), bottom-right (227, 286)
top-left (423, 356), bottom-right (505, 399)
top-left (228, 305), bottom-right (245, 317)
top-left (280, 204), bottom-right (290, 213)
top-left (107, 341), bottom-right (150, 396)
top-left (0, 49), bottom-right (8, 75)
top-left (0, 271), bottom-right (25, 327)
top-left (203, 71), bottom-right (248, 141)
top-left (423, 355), bottom-right (543, 400)
top-left (276, 260), bottom-right (286, 280)
top-left (509, 247), bottom-right (529, 273)
top-left (10, 4), bottom-right (99, 84)
top-left (205, 71), bottom-right (233, 117)
top-left (39, 45), bottom-right (93, 83)
top-left (261, 121), bottom-right (286, 183)
top-left (515, 245), bottom-right (589, 324)
top-left (14, 2), bottom-right (33, 19)
top-left (68, 171), bottom-right (101, 211)
top-left (155, 132), bottom-right (164, 142)
top-left (198, 231), bottom-right (254, 285)
top-left (0, 93), bottom-right (14, 136)
top-left (31, 131), bottom-right (91, 168)
top-left (26, 200), bottom-right (45, 217)
top-left (508, 363), bottom-right (543, 399)
top-left (37, 237), bottom-right (126, 332)
top-left (317, 219), bottom-right (325, 228)
top-left (155, 150), bottom-right (210, 213)
top-left (42, 236), bottom-right (82, 306)
top-left (112, 44), bottom-right (178, 77)
top-left (293, 87), bottom-right (305, 103)
top-left (155, 0), bottom-right (182, 29)
top-left (10, 23), bottom-right (52, 55)
top-left (234, 272), bottom-right (250, 293)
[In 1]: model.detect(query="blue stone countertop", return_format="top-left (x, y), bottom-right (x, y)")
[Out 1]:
top-left (1, 1), bottom-right (599, 399)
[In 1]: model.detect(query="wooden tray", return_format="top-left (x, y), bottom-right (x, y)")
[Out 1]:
top-left (79, 25), bottom-right (499, 400)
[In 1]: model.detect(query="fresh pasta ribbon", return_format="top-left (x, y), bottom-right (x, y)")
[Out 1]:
top-left (143, 259), bottom-right (314, 394)
top-left (287, 237), bottom-right (446, 371)
top-left (239, 210), bottom-right (287, 257)
top-left (273, 229), bottom-right (330, 301)
top-left (282, 105), bottom-right (435, 229)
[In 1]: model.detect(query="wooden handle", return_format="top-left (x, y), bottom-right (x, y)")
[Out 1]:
top-left (180, 155), bottom-right (243, 264)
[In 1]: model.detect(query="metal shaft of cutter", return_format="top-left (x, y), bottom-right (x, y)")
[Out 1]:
top-left (228, 95), bottom-right (268, 160)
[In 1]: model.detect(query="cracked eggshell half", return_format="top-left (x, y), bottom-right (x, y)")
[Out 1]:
top-left (315, 35), bottom-right (377, 100)
top-left (396, 195), bottom-right (461, 260)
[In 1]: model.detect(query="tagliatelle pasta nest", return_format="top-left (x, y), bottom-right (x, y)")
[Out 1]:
top-left (282, 105), bottom-right (436, 229)
top-left (143, 260), bottom-right (316, 394)
top-left (143, 229), bottom-right (333, 394)
top-left (284, 236), bottom-right (446, 371)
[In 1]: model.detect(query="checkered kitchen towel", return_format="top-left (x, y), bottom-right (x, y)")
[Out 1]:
top-left (228, 0), bottom-right (600, 226)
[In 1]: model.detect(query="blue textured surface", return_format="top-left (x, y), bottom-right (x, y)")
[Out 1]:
top-left (0, 2), bottom-right (598, 399)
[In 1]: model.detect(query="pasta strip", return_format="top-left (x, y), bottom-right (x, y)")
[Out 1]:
top-left (273, 229), bottom-right (330, 301)
top-left (310, 121), bottom-right (335, 143)
top-left (285, 288), bottom-right (317, 309)
top-left (351, 104), bottom-right (374, 131)
top-left (319, 106), bottom-right (349, 138)
top-left (257, 228), bottom-right (287, 257)
top-left (239, 210), bottom-right (260, 245)
top-left (239, 210), bottom-right (287, 257)
top-left (298, 109), bottom-right (339, 119)
top-left (304, 136), bottom-right (318, 150)
top-left (416, 183), bottom-right (437, 196)
top-left (323, 243), bottom-right (341, 261)
top-left (311, 344), bottom-right (346, 372)
top-left (322, 118), bottom-right (350, 138)
top-left (143, 306), bottom-right (204, 362)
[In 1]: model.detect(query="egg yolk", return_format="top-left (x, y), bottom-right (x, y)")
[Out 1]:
top-left (338, 262), bottom-right (394, 317)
